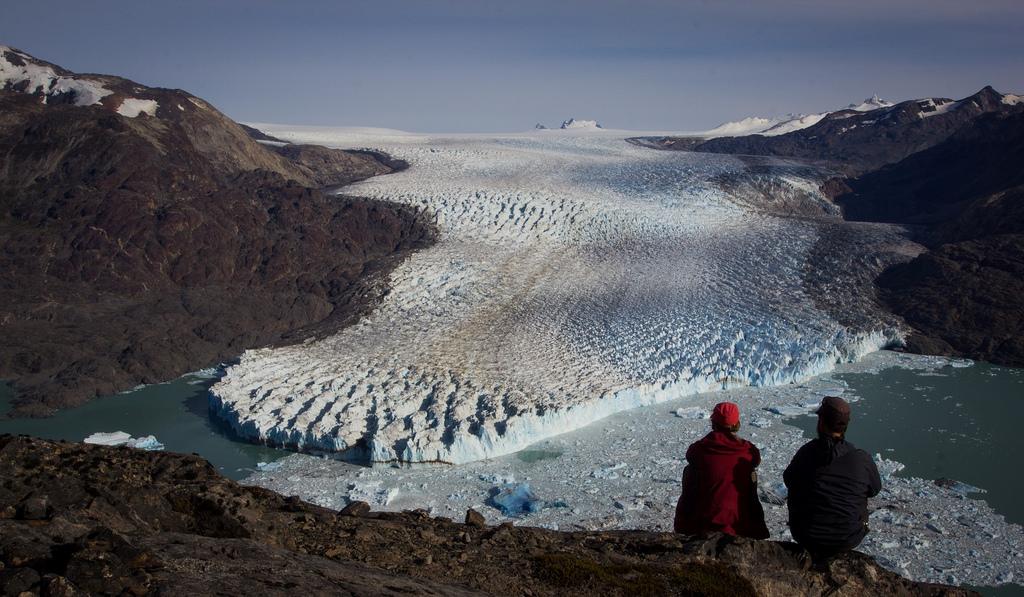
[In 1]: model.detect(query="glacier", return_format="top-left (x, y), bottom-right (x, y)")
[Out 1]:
top-left (209, 130), bottom-right (914, 466)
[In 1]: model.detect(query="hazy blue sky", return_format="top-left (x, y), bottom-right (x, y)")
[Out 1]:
top-left (3, 0), bottom-right (1023, 132)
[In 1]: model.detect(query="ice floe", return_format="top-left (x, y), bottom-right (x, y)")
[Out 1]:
top-left (83, 431), bottom-right (164, 451)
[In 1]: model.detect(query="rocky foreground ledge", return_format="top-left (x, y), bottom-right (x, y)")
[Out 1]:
top-left (0, 435), bottom-right (973, 596)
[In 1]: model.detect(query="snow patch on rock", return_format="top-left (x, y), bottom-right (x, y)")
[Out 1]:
top-left (0, 45), bottom-right (112, 106)
top-left (117, 98), bottom-right (159, 117)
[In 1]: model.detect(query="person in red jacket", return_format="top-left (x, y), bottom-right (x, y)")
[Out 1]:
top-left (674, 401), bottom-right (769, 539)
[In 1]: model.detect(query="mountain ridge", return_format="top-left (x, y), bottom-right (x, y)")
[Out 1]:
top-left (0, 47), bottom-right (435, 416)
top-left (632, 86), bottom-right (1022, 176)
top-left (703, 95), bottom-right (895, 138)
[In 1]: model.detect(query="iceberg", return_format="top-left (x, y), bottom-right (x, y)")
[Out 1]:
top-left (873, 454), bottom-right (905, 480)
top-left (125, 435), bottom-right (164, 450)
top-left (84, 432), bottom-right (164, 451)
top-left (674, 407), bottom-right (710, 419)
top-left (492, 482), bottom-right (545, 515)
top-left (83, 431), bottom-right (133, 446)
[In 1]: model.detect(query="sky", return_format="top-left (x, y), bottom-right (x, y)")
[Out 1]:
top-left (3, 0), bottom-right (1023, 133)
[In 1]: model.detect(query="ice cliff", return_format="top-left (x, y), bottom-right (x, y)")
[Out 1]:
top-left (209, 133), bottom-right (909, 465)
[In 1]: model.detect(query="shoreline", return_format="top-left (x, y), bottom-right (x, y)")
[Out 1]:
top-left (241, 351), bottom-right (1024, 591)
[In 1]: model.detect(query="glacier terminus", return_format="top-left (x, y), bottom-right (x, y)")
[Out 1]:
top-left (209, 129), bottom-right (914, 466)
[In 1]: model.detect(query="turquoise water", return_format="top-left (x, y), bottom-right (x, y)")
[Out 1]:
top-left (788, 361), bottom-right (1024, 529)
top-left (786, 361), bottom-right (1024, 597)
top-left (0, 371), bottom-right (289, 480)
top-left (3, 360), bottom-right (1021, 502)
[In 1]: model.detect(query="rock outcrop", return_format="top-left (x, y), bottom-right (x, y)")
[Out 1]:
top-left (0, 435), bottom-right (977, 596)
top-left (0, 47), bottom-right (436, 416)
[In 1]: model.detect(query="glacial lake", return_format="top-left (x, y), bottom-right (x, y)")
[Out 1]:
top-left (2, 354), bottom-right (1022, 595)
top-left (788, 359), bottom-right (1024, 529)
top-left (0, 369), bottom-right (287, 481)
top-left (2, 356), bottom-right (1022, 505)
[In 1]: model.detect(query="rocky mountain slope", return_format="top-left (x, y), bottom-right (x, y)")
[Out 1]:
top-left (852, 110), bottom-right (1024, 365)
top-left (0, 47), bottom-right (435, 416)
top-left (637, 87), bottom-right (1021, 177)
top-left (0, 434), bottom-right (976, 596)
top-left (633, 88), bottom-right (1024, 367)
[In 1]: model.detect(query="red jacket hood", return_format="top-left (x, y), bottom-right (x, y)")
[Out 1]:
top-left (688, 430), bottom-right (756, 458)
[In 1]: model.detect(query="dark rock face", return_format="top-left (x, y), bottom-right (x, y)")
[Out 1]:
top-left (837, 111), bottom-right (1024, 367)
top-left (875, 236), bottom-right (1024, 366)
top-left (0, 48), bottom-right (436, 416)
top-left (636, 87), bottom-right (1021, 177)
top-left (267, 143), bottom-right (407, 188)
top-left (0, 435), bottom-right (978, 596)
top-left (835, 110), bottom-right (1024, 229)
top-left (633, 88), bottom-right (1024, 367)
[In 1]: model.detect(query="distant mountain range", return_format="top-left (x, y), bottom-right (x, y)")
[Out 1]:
top-left (705, 95), bottom-right (895, 138)
top-left (637, 87), bottom-right (1022, 176)
top-left (534, 118), bottom-right (603, 130)
top-left (633, 87), bottom-right (1024, 366)
top-left (0, 46), bottom-right (434, 416)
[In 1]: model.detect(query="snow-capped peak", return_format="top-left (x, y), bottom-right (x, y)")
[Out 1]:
top-left (560, 118), bottom-right (602, 130)
top-left (706, 114), bottom-right (810, 137)
top-left (1, 46), bottom-right (159, 118)
top-left (846, 95), bottom-right (894, 112)
top-left (706, 95), bottom-right (895, 138)
top-left (0, 45), bottom-right (112, 107)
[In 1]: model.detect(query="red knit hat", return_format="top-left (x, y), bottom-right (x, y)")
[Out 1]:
top-left (711, 402), bottom-right (739, 427)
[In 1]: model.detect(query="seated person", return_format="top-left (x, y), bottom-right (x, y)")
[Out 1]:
top-left (674, 401), bottom-right (769, 539)
top-left (784, 396), bottom-right (881, 559)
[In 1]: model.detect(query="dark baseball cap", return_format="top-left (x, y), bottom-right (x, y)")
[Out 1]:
top-left (816, 395), bottom-right (851, 425)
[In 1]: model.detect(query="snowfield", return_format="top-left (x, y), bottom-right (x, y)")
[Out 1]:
top-left (209, 130), bottom-right (910, 466)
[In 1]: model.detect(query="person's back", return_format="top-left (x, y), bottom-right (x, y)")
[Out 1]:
top-left (674, 402), bottom-right (769, 539)
top-left (783, 396), bottom-right (881, 558)
top-left (784, 435), bottom-right (880, 554)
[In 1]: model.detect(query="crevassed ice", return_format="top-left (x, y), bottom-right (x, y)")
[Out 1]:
top-left (209, 134), bottom-right (903, 466)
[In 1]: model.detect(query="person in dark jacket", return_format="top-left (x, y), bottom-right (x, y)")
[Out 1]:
top-left (674, 402), bottom-right (769, 539)
top-left (783, 395), bottom-right (881, 559)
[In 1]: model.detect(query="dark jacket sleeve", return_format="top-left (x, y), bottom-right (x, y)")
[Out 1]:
top-left (783, 442), bottom-right (811, 490)
top-left (862, 450), bottom-right (882, 498)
